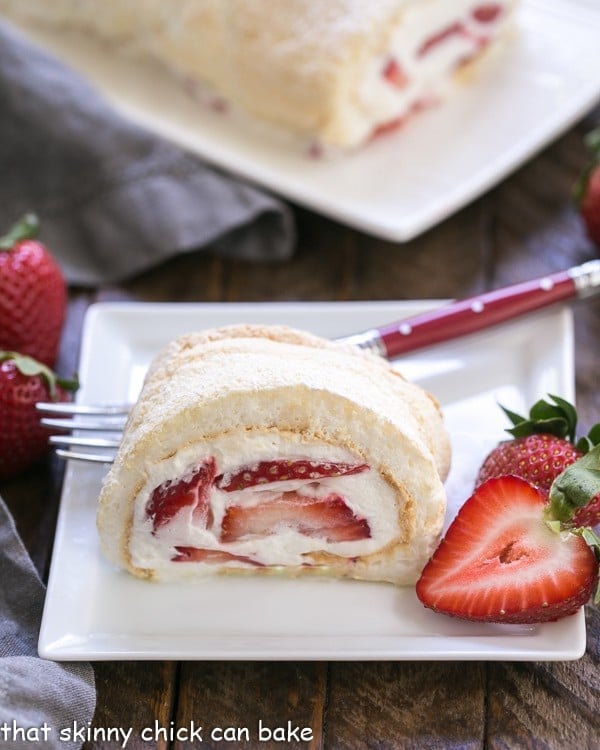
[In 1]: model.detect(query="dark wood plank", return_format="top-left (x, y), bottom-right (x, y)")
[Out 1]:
top-left (353, 201), bottom-right (488, 301)
top-left (174, 662), bottom-right (326, 750)
top-left (123, 253), bottom-right (228, 303)
top-left (325, 662), bottom-right (486, 749)
top-left (221, 212), bottom-right (360, 303)
top-left (82, 662), bottom-right (178, 750)
top-left (486, 610), bottom-right (600, 749)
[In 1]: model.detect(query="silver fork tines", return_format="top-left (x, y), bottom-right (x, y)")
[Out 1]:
top-left (37, 401), bottom-right (129, 464)
top-left (39, 417), bottom-right (126, 432)
top-left (36, 402), bottom-right (130, 416)
top-left (54, 448), bottom-right (118, 463)
top-left (49, 435), bottom-right (122, 449)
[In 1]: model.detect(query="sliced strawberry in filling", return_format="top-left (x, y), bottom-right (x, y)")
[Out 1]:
top-left (216, 459), bottom-right (369, 492)
top-left (418, 22), bottom-right (467, 58)
top-left (145, 457), bottom-right (217, 533)
top-left (382, 57), bottom-right (409, 89)
top-left (220, 491), bottom-right (371, 544)
top-left (172, 546), bottom-right (262, 566)
top-left (472, 4), bottom-right (503, 24)
top-left (370, 116), bottom-right (405, 140)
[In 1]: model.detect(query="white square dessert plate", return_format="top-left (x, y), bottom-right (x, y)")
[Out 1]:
top-left (38, 300), bottom-right (587, 661)
top-left (7, 0), bottom-right (600, 242)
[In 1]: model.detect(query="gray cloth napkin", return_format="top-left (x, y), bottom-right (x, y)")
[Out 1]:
top-left (0, 20), bottom-right (295, 286)
top-left (0, 495), bottom-right (96, 750)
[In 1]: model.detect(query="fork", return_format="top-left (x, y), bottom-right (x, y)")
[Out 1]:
top-left (37, 401), bottom-right (130, 463)
top-left (38, 259), bottom-right (600, 464)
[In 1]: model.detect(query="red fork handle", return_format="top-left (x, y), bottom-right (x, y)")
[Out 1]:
top-left (339, 260), bottom-right (600, 359)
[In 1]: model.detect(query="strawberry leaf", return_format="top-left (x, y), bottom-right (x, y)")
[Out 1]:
top-left (543, 394), bottom-right (578, 434)
top-left (548, 443), bottom-right (600, 523)
top-left (500, 405), bottom-right (526, 427)
top-left (576, 422), bottom-right (600, 454)
top-left (502, 394), bottom-right (577, 441)
top-left (0, 213), bottom-right (39, 251)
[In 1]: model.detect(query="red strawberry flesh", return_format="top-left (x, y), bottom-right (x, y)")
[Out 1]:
top-left (382, 58), bottom-right (409, 89)
top-left (216, 459), bottom-right (369, 492)
top-left (472, 4), bottom-right (503, 23)
top-left (220, 491), bottom-right (371, 544)
top-left (416, 476), bottom-right (598, 624)
top-left (146, 458), bottom-right (217, 532)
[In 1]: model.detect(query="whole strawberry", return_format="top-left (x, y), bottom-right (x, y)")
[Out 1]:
top-left (0, 214), bottom-right (66, 366)
top-left (476, 395), bottom-right (600, 527)
top-left (576, 126), bottom-right (600, 247)
top-left (579, 164), bottom-right (600, 247)
top-left (0, 352), bottom-right (78, 481)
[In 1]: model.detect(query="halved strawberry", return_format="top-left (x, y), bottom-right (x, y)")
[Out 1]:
top-left (416, 476), bottom-right (599, 624)
top-left (216, 459), bottom-right (369, 492)
top-left (172, 547), bottom-right (262, 566)
top-left (146, 458), bottom-right (216, 532)
top-left (220, 492), bottom-right (371, 544)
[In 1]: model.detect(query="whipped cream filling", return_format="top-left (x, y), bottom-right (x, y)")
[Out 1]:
top-left (129, 431), bottom-right (400, 576)
top-left (331, 1), bottom-right (513, 147)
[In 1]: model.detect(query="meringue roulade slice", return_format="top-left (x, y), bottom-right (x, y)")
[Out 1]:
top-left (97, 325), bottom-right (451, 585)
top-left (0, 0), bottom-right (519, 150)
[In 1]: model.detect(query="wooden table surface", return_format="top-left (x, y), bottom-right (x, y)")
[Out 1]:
top-left (2, 105), bottom-right (600, 749)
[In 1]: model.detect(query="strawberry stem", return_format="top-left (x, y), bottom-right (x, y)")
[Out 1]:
top-left (0, 213), bottom-right (40, 251)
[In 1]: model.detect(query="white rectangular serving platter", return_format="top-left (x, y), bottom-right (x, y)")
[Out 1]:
top-left (8, 0), bottom-right (600, 241)
top-left (38, 300), bottom-right (586, 661)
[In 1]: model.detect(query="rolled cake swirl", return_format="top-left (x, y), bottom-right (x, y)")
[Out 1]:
top-left (97, 325), bottom-right (451, 584)
top-left (0, 0), bottom-right (518, 149)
